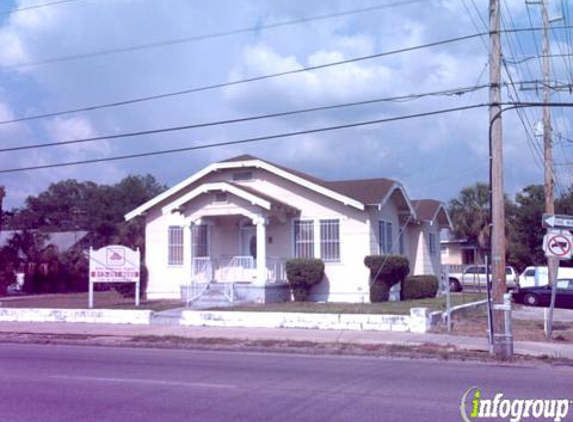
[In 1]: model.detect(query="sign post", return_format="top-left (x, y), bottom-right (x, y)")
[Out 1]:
top-left (541, 214), bottom-right (573, 338)
top-left (89, 245), bottom-right (141, 308)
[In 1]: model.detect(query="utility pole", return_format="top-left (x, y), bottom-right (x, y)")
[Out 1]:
top-left (541, 0), bottom-right (557, 339)
top-left (489, 0), bottom-right (510, 357)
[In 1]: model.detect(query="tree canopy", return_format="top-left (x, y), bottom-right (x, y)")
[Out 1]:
top-left (449, 182), bottom-right (573, 271)
top-left (4, 174), bottom-right (166, 250)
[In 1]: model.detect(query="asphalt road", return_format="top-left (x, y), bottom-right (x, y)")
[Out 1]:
top-left (1, 344), bottom-right (572, 422)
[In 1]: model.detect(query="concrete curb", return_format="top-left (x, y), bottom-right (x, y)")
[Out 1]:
top-left (181, 307), bottom-right (436, 333)
top-left (0, 308), bottom-right (153, 325)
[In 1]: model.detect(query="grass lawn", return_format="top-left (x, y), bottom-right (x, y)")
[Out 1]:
top-left (431, 306), bottom-right (573, 343)
top-left (213, 292), bottom-right (486, 315)
top-left (0, 290), bottom-right (181, 312)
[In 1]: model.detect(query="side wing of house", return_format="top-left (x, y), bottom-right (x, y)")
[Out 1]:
top-left (408, 200), bottom-right (452, 276)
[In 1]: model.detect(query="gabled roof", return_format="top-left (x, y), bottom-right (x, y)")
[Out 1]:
top-left (125, 154), bottom-right (425, 221)
top-left (324, 179), bottom-right (396, 205)
top-left (411, 199), bottom-right (452, 228)
top-left (161, 181), bottom-right (298, 215)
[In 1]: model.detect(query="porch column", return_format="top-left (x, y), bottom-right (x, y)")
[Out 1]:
top-left (183, 222), bottom-right (192, 284)
top-left (254, 216), bottom-right (267, 285)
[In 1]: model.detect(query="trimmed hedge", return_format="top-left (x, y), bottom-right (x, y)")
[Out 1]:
top-left (285, 258), bottom-right (325, 302)
top-left (364, 255), bottom-right (409, 302)
top-left (401, 275), bottom-right (439, 300)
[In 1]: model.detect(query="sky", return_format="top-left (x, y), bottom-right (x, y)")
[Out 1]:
top-left (0, 0), bottom-right (572, 210)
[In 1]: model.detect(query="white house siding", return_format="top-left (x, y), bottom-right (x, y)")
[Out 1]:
top-left (145, 208), bottom-right (186, 300)
top-left (426, 222), bottom-right (441, 275)
top-left (367, 198), bottom-right (408, 257)
top-left (143, 167), bottom-right (374, 302)
top-left (407, 222), bottom-right (441, 276)
top-left (200, 168), bottom-right (373, 302)
top-left (138, 163), bottom-right (453, 303)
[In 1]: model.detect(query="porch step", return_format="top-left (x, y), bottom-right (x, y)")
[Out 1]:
top-left (187, 283), bottom-right (234, 308)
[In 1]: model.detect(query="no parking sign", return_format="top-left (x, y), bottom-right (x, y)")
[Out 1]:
top-left (543, 230), bottom-right (573, 260)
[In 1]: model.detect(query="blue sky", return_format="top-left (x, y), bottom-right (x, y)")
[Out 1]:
top-left (0, 0), bottom-right (572, 209)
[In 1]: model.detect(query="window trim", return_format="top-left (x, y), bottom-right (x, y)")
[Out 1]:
top-left (293, 219), bottom-right (315, 259)
top-left (319, 219), bottom-right (340, 263)
top-left (429, 232), bottom-right (436, 255)
top-left (378, 220), bottom-right (393, 254)
top-left (167, 226), bottom-right (184, 266)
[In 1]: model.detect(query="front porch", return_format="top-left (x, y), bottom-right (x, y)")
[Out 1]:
top-left (159, 181), bottom-right (298, 304)
top-left (180, 255), bottom-right (289, 306)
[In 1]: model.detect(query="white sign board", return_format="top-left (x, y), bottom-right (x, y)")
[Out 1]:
top-left (543, 230), bottom-right (573, 260)
top-left (89, 245), bottom-right (140, 308)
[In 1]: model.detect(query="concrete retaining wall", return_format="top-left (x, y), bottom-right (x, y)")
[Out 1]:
top-left (181, 307), bottom-right (435, 333)
top-left (0, 308), bottom-right (153, 325)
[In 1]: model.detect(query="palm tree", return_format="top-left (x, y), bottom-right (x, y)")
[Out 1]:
top-left (448, 183), bottom-right (491, 259)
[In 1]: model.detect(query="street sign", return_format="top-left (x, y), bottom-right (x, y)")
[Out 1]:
top-left (543, 230), bottom-right (573, 260)
top-left (542, 213), bottom-right (573, 229)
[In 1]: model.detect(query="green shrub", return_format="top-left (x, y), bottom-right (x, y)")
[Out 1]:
top-left (364, 255), bottom-right (409, 302)
top-left (285, 258), bottom-right (325, 302)
top-left (401, 275), bottom-right (439, 300)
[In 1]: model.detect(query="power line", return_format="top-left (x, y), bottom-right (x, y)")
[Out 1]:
top-left (0, 0), bottom-right (90, 15)
top-left (4, 26), bottom-right (567, 127)
top-left (0, 103), bottom-right (490, 174)
top-left (2, 0), bottom-right (433, 69)
top-left (0, 84), bottom-right (490, 153)
top-left (0, 31), bottom-right (489, 126)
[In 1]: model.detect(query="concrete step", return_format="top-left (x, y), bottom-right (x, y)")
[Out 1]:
top-left (150, 308), bottom-right (185, 326)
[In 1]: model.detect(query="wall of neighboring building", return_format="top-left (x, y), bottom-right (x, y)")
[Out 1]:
top-left (441, 242), bottom-right (463, 265)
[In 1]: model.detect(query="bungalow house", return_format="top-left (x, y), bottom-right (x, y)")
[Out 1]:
top-left (125, 155), bottom-right (451, 303)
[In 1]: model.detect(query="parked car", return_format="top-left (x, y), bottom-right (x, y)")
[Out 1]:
top-left (512, 279), bottom-right (573, 308)
top-left (518, 266), bottom-right (573, 288)
top-left (448, 265), bottom-right (518, 292)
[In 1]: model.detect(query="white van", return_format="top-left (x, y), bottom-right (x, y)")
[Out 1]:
top-left (518, 266), bottom-right (573, 288)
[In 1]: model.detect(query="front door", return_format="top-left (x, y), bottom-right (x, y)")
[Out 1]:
top-left (240, 226), bottom-right (257, 260)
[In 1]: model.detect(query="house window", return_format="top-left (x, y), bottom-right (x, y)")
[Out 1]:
top-left (398, 228), bottom-right (405, 255)
top-left (429, 233), bottom-right (436, 255)
top-left (378, 221), bottom-right (392, 254)
top-left (320, 219), bottom-right (340, 262)
top-left (232, 171), bottom-right (253, 181)
top-left (294, 220), bottom-right (314, 258)
top-left (168, 226), bottom-right (184, 265)
top-left (191, 224), bottom-right (209, 257)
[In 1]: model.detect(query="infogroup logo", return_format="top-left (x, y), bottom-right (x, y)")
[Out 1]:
top-left (460, 387), bottom-right (572, 422)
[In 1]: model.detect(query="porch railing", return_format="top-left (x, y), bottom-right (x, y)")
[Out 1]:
top-left (220, 255), bottom-right (256, 283)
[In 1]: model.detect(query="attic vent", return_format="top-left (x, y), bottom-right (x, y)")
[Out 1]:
top-left (232, 171), bottom-right (253, 181)
top-left (214, 192), bottom-right (228, 203)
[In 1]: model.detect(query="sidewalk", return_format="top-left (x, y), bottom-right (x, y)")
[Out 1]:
top-left (1, 321), bottom-right (572, 360)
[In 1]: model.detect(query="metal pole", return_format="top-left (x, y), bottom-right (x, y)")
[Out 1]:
top-left (89, 281), bottom-right (94, 309)
top-left (485, 255), bottom-right (494, 347)
top-left (489, 0), bottom-right (509, 358)
top-left (445, 265), bottom-right (452, 333)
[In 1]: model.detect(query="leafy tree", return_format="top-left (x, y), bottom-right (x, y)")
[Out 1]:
top-left (5, 174), bottom-right (165, 250)
top-left (506, 185), bottom-right (546, 270)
